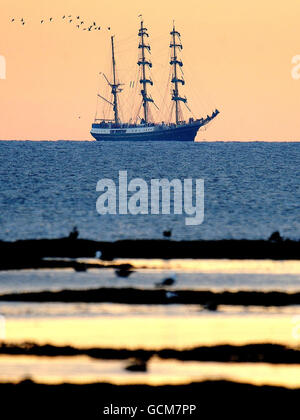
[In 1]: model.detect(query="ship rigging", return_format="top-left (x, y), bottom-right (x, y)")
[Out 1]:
top-left (90, 19), bottom-right (219, 141)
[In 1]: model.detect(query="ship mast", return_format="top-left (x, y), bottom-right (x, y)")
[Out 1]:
top-left (170, 22), bottom-right (186, 124)
top-left (138, 19), bottom-right (154, 123)
top-left (97, 36), bottom-right (123, 124)
top-left (110, 36), bottom-right (120, 124)
top-left (108, 35), bottom-right (123, 124)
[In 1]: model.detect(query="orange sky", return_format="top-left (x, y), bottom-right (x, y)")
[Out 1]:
top-left (0, 0), bottom-right (300, 141)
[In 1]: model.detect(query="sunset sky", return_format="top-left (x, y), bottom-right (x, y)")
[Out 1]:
top-left (0, 0), bottom-right (300, 141)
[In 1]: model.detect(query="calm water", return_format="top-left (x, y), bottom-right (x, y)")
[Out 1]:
top-left (0, 259), bottom-right (300, 294)
top-left (0, 141), bottom-right (299, 241)
top-left (1, 356), bottom-right (300, 387)
top-left (0, 140), bottom-right (299, 387)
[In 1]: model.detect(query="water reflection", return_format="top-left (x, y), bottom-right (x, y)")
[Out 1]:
top-left (0, 356), bottom-right (299, 388)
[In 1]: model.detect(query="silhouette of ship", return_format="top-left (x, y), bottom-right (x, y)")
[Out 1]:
top-left (91, 19), bottom-right (219, 142)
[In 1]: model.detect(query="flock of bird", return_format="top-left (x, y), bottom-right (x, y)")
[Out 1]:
top-left (10, 15), bottom-right (111, 32)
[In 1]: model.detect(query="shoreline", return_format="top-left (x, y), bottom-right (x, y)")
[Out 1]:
top-left (1, 287), bottom-right (299, 306)
top-left (1, 342), bottom-right (300, 364)
top-left (0, 238), bottom-right (299, 270)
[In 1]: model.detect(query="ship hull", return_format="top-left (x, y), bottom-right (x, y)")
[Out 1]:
top-left (91, 122), bottom-right (202, 142)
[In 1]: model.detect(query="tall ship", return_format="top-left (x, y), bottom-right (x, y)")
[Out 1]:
top-left (91, 20), bottom-right (219, 142)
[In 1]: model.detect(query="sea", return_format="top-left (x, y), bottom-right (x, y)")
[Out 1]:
top-left (0, 141), bottom-right (299, 241)
top-left (0, 140), bottom-right (299, 387)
